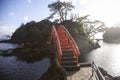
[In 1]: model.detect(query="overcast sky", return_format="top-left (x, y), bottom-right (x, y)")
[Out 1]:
top-left (0, 0), bottom-right (120, 34)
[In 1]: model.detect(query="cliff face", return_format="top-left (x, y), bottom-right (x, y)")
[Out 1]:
top-left (103, 27), bottom-right (120, 43)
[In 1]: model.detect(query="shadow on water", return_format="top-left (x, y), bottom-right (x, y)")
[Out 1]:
top-left (0, 42), bottom-right (52, 63)
top-left (1, 48), bottom-right (51, 63)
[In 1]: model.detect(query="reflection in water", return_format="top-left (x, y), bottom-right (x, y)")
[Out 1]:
top-left (81, 41), bottom-right (120, 76)
top-left (0, 56), bottom-right (50, 80)
top-left (0, 43), bottom-right (21, 50)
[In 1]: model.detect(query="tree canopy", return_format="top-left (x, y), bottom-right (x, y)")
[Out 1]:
top-left (47, 1), bottom-right (74, 22)
top-left (11, 20), bottom-right (53, 43)
top-left (70, 14), bottom-right (106, 39)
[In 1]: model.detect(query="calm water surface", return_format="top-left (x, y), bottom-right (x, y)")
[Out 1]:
top-left (0, 43), bottom-right (21, 50)
top-left (80, 41), bottom-right (120, 76)
top-left (0, 56), bottom-right (50, 80)
top-left (0, 43), bottom-right (51, 80)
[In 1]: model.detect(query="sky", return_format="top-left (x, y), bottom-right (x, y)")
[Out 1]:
top-left (0, 0), bottom-right (120, 34)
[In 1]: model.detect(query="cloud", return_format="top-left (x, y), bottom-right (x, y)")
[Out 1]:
top-left (27, 0), bottom-right (32, 4)
top-left (9, 12), bottom-right (15, 16)
top-left (79, 0), bottom-right (89, 5)
top-left (0, 24), bottom-right (17, 35)
top-left (60, 0), bottom-right (69, 2)
top-left (23, 16), bottom-right (29, 21)
top-left (62, 0), bottom-right (120, 26)
top-left (81, 0), bottom-right (120, 26)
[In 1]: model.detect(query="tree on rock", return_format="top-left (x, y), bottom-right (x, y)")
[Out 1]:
top-left (47, 1), bottom-right (74, 22)
top-left (70, 14), bottom-right (106, 39)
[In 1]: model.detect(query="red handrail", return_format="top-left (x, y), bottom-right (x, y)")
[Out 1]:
top-left (58, 25), bottom-right (80, 58)
top-left (50, 25), bottom-right (62, 63)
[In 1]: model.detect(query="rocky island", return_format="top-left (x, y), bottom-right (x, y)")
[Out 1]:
top-left (0, 19), bottom-right (101, 80)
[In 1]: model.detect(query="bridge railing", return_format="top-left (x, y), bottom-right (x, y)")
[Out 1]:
top-left (79, 62), bottom-right (105, 80)
top-left (50, 25), bottom-right (62, 63)
top-left (91, 62), bottom-right (105, 80)
top-left (58, 25), bottom-right (80, 63)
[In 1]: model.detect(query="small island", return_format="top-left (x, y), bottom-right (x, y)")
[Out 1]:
top-left (103, 27), bottom-right (120, 43)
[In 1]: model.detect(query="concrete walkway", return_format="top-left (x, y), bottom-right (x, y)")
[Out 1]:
top-left (67, 67), bottom-right (97, 80)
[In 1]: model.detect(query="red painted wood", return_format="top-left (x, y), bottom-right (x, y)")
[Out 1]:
top-left (50, 25), bottom-right (80, 65)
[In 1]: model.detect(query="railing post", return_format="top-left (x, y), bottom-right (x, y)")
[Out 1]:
top-left (92, 61), bottom-right (105, 80)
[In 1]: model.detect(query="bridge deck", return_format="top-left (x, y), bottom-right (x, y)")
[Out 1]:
top-left (67, 67), bottom-right (96, 80)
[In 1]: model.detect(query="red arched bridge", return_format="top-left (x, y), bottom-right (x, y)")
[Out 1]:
top-left (50, 25), bottom-right (80, 70)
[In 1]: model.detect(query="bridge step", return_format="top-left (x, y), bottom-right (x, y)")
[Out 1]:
top-left (62, 57), bottom-right (76, 61)
top-left (63, 65), bottom-right (80, 71)
top-left (60, 43), bottom-right (71, 46)
top-left (61, 47), bottom-right (72, 50)
top-left (62, 61), bottom-right (77, 66)
top-left (60, 40), bottom-right (69, 43)
top-left (58, 36), bottom-right (66, 38)
top-left (61, 49), bottom-right (79, 71)
top-left (59, 38), bottom-right (68, 40)
top-left (62, 50), bottom-right (73, 53)
top-left (62, 54), bottom-right (74, 57)
top-left (61, 45), bottom-right (71, 48)
top-left (62, 50), bottom-right (74, 57)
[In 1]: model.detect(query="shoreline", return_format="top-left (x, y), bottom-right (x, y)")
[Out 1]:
top-left (0, 39), bottom-right (11, 43)
top-left (98, 67), bottom-right (120, 80)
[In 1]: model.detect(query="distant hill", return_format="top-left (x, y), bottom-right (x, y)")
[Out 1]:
top-left (0, 34), bottom-right (10, 41)
top-left (103, 27), bottom-right (120, 43)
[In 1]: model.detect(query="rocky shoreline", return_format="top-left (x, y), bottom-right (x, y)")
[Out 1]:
top-left (98, 67), bottom-right (120, 80)
top-left (0, 39), bottom-right (11, 43)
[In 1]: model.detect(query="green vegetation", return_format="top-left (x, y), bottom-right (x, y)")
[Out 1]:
top-left (103, 27), bottom-right (120, 43)
top-left (69, 14), bottom-right (106, 39)
top-left (11, 20), bottom-right (52, 44)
